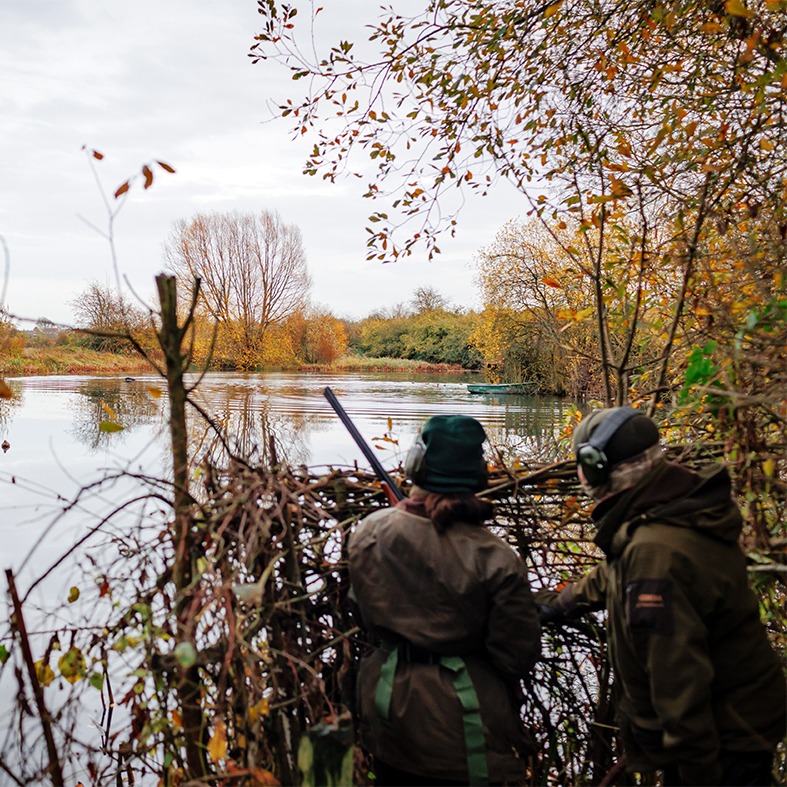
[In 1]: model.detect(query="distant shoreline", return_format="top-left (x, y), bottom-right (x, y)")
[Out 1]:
top-left (0, 349), bottom-right (475, 378)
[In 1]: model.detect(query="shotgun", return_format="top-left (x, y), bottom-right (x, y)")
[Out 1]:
top-left (323, 386), bottom-right (404, 504)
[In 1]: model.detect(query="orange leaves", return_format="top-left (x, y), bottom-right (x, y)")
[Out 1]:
top-left (544, 1), bottom-right (563, 18)
top-left (724, 0), bottom-right (753, 17)
top-left (701, 21), bottom-right (724, 33)
top-left (542, 277), bottom-right (562, 289)
top-left (609, 175), bottom-right (632, 198)
top-left (557, 307), bottom-right (594, 323)
top-left (99, 399), bottom-right (124, 433)
top-left (616, 139), bottom-right (632, 158)
top-left (208, 720), bottom-right (228, 763)
top-left (226, 764), bottom-right (280, 786)
top-left (84, 149), bottom-right (176, 200)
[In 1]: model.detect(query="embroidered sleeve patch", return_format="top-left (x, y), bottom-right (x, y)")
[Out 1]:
top-left (624, 579), bottom-right (673, 635)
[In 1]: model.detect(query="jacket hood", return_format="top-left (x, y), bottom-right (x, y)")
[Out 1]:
top-left (593, 462), bottom-right (743, 557)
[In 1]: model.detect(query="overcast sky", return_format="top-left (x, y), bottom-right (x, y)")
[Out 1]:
top-left (1, 0), bottom-right (526, 326)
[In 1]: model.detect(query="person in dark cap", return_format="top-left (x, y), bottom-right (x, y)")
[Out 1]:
top-left (537, 407), bottom-right (786, 786)
top-left (348, 415), bottom-right (540, 786)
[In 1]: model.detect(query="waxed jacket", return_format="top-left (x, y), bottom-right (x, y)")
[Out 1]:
top-left (348, 500), bottom-right (540, 784)
top-left (546, 461), bottom-right (786, 786)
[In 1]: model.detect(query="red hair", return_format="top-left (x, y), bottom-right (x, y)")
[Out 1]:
top-left (408, 492), bottom-right (494, 531)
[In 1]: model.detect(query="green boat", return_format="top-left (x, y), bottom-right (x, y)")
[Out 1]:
top-left (467, 382), bottom-right (535, 395)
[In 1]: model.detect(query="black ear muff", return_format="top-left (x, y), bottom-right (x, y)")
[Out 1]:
top-left (476, 456), bottom-right (489, 492)
top-left (404, 434), bottom-right (428, 485)
top-left (576, 406), bottom-right (638, 487)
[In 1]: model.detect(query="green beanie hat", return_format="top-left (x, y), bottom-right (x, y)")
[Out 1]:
top-left (408, 415), bottom-right (488, 494)
top-left (572, 407), bottom-right (660, 467)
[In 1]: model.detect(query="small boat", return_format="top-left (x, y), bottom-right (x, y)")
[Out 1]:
top-left (467, 382), bottom-right (535, 395)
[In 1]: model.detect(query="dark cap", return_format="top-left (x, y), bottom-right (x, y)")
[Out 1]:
top-left (411, 415), bottom-right (488, 494)
top-left (573, 407), bottom-right (660, 467)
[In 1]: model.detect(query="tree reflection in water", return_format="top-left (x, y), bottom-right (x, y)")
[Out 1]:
top-left (69, 378), bottom-right (164, 451)
top-left (190, 381), bottom-right (314, 470)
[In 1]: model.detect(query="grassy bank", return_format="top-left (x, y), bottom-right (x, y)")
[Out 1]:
top-left (0, 347), bottom-right (155, 377)
top-left (1, 349), bottom-right (475, 377)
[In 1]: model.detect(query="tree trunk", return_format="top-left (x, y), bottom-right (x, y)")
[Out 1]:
top-left (155, 274), bottom-right (209, 779)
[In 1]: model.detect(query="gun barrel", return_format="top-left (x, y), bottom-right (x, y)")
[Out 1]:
top-left (323, 386), bottom-right (404, 502)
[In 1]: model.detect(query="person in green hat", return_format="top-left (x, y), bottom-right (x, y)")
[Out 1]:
top-left (537, 406), bottom-right (786, 786)
top-left (348, 414), bottom-right (541, 786)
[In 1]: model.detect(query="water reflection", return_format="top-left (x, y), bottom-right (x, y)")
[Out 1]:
top-left (0, 380), bottom-right (23, 438)
top-left (6, 372), bottom-right (573, 484)
top-left (190, 378), bottom-right (314, 468)
top-left (69, 377), bottom-right (163, 451)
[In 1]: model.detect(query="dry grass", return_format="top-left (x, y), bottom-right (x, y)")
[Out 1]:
top-left (0, 347), bottom-right (153, 376)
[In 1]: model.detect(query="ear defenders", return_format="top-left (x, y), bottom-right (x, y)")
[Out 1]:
top-left (403, 433), bottom-right (428, 485)
top-left (575, 406), bottom-right (639, 487)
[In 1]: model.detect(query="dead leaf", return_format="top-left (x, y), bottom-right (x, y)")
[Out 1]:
top-left (207, 720), bottom-right (228, 763)
top-left (99, 420), bottom-right (124, 433)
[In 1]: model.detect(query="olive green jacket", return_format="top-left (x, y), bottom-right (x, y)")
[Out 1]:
top-left (348, 502), bottom-right (540, 783)
top-left (548, 462), bottom-right (786, 786)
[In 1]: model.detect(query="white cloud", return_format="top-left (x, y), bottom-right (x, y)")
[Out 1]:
top-left (0, 0), bottom-right (525, 325)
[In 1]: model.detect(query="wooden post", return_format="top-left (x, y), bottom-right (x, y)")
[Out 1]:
top-left (154, 274), bottom-right (209, 778)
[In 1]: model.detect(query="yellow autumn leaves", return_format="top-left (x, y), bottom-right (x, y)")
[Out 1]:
top-left (34, 647), bottom-right (87, 687)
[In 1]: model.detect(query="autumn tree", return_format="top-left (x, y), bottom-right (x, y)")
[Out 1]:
top-left (164, 210), bottom-right (311, 368)
top-left (410, 286), bottom-right (449, 314)
top-left (71, 281), bottom-right (148, 353)
top-left (252, 0), bottom-right (785, 401)
top-left (302, 308), bottom-right (349, 364)
top-left (474, 217), bottom-right (680, 396)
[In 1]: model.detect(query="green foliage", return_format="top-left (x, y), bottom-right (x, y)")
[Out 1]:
top-left (354, 301), bottom-right (481, 368)
top-left (679, 341), bottom-right (722, 404)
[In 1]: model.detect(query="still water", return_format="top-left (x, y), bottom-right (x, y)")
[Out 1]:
top-left (0, 371), bottom-right (570, 581)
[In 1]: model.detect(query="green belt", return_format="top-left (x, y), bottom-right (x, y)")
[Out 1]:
top-left (374, 644), bottom-right (489, 786)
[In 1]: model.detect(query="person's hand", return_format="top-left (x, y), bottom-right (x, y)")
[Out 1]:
top-left (537, 603), bottom-right (564, 622)
top-left (533, 588), bottom-right (567, 622)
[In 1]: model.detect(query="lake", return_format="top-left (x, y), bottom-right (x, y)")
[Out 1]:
top-left (0, 370), bottom-right (571, 581)
top-left (0, 371), bottom-right (573, 784)
top-left (0, 373), bottom-right (568, 574)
